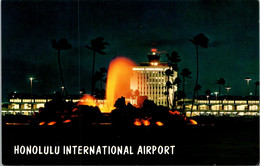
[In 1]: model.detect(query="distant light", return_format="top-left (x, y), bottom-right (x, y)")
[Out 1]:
top-left (189, 119), bottom-right (198, 125)
top-left (63, 119), bottom-right (71, 123)
top-left (151, 48), bottom-right (157, 52)
top-left (132, 68), bottom-right (164, 71)
top-left (152, 52), bottom-right (156, 55)
top-left (39, 122), bottom-right (45, 125)
top-left (134, 119), bottom-right (142, 126)
top-left (143, 119), bottom-right (150, 126)
top-left (150, 62), bottom-right (158, 66)
top-left (155, 121), bottom-right (164, 126)
top-left (29, 77), bottom-right (34, 81)
top-left (250, 93), bottom-right (253, 95)
top-left (225, 86), bottom-right (231, 90)
top-left (47, 121), bottom-right (56, 125)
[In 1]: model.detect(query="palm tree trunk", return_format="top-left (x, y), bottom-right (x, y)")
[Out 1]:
top-left (218, 84), bottom-right (221, 115)
top-left (58, 49), bottom-right (68, 97)
top-left (167, 75), bottom-right (170, 108)
top-left (91, 51), bottom-right (96, 95)
top-left (182, 76), bottom-right (185, 115)
top-left (191, 45), bottom-right (199, 117)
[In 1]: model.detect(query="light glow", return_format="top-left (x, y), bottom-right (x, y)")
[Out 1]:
top-left (143, 119), bottom-right (150, 126)
top-left (134, 119), bottom-right (142, 126)
top-left (188, 119), bottom-right (198, 125)
top-left (63, 119), bottom-right (71, 123)
top-left (169, 110), bottom-right (180, 115)
top-left (47, 121), bottom-right (56, 125)
top-left (151, 48), bottom-right (157, 52)
top-left (106, 57), bottom-right (136, 113)
top-left (77, 94), bottom-right (97, 107)
top-left (39, 122), bottom-right (45, 125)
top-left (155, 121), bottom-right (164, 126)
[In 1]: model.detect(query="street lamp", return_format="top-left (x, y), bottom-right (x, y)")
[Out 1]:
top-left (214, 92), bottom-right (218, 100)
top-left (61, 86), bottom-right (65, 95)
top-left (29, 77), bottom-right (34, 115)
top-left (214, 91), bottom-right (220, 115)
top-left (225, 86), bottom-right (231, 96)
top-left (245, 78), bottom-right (252, 109)
top-left (244, 78), bottom-right (252, 97)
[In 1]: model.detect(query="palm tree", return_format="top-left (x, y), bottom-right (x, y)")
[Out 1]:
top-left (165, 51), bottom-right (181, 109)
top-left (51, 38), bottom-right (72, 97)
top-left (195, 84), bottom-right (202, 98)
top-left (216, 78), bottom-right (225, 115)
top-left (165, 69), bottom-right (173, 107)
top-left (172, 77), bottom-right (182, 109)
top-left (85, 37), bottom-right (109, 95)
top-left (92, 67), bottom-right (107, 98)
top-left (254, 81), bottom-right (259, 95)
top-left (180, 68), bottom-right (192, 114)
top-left (190, 33), bottom-right (209, 116)
top-left (216, 78), bottom-right (225, 96)
top-left (93, 67), bottom-right (107, 90)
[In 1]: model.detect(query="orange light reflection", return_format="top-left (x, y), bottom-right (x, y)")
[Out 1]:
top-left (143, 119), bottom-right (150, 126)
top-left (39, 122), bottom-right (45, 125)
top-left (134, 119), bottom-right (142, 126)
top-left (63, 119), bottom-right (71, 123)
top-left (47, 121), bottom-right (56, 125)
top-left (77, 95), bottom-right (97, 107)
top-left (169, 110), bottom-right (180, 115)
top-left (189, 119), bottom-right (198, 125)
top-left (155, 121), bottom-right (164, 126)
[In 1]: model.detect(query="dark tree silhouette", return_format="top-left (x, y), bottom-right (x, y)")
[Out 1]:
top-left (190, 33), bottom-right (209, 116)
top-left (92, 67), bottom-right (107, 90)
top-left (165, 51), bottom-right (181, 108)
top-left (51, 38), bottom-right (72, 97)
top-left (194, 84), bottom-right (202, 98)
top-left (254, 81), bottom-right (259, 95)
top-left (216, 78), bottom-right (225, 96)
top-left (172, 77), bottom-right (182, 110)
top-left (85, 37), bottom-right (109, 95)
top-left (165, 69), bottom-right (173, 107)
top-left (205, 89), bottom-right (212, 96)
top-left (180, 68), bottom-right (192, 114)
top-left (92, 67), bottom-right (107, 98)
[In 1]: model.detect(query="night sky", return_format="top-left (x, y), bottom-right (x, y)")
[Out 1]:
top-left (2, 0), bottom-right (259, 101)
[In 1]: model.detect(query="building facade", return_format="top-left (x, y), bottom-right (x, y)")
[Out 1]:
top-left (178, 96), bottom-right (259, 116)
top-left (130, 47), bottom-right (177, 107)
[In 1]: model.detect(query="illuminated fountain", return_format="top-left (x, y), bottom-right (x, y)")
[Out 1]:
top-left (35, 56), bottom-right (198, 126)
top-left (78, 56), bottom-right (136, 113)
top-left (105, 56), bottom-right (136, 112)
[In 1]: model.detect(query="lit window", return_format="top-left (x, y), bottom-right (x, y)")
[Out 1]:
top-left (24, 104), bottom-right (32, 109)
top-left (11, 104), bottom-right (20, 109)
top-left (36, 104), bottom-right (45, 109)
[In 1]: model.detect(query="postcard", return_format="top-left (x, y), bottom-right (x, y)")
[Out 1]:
top-left (2, 0), bottom-right (259, 165)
